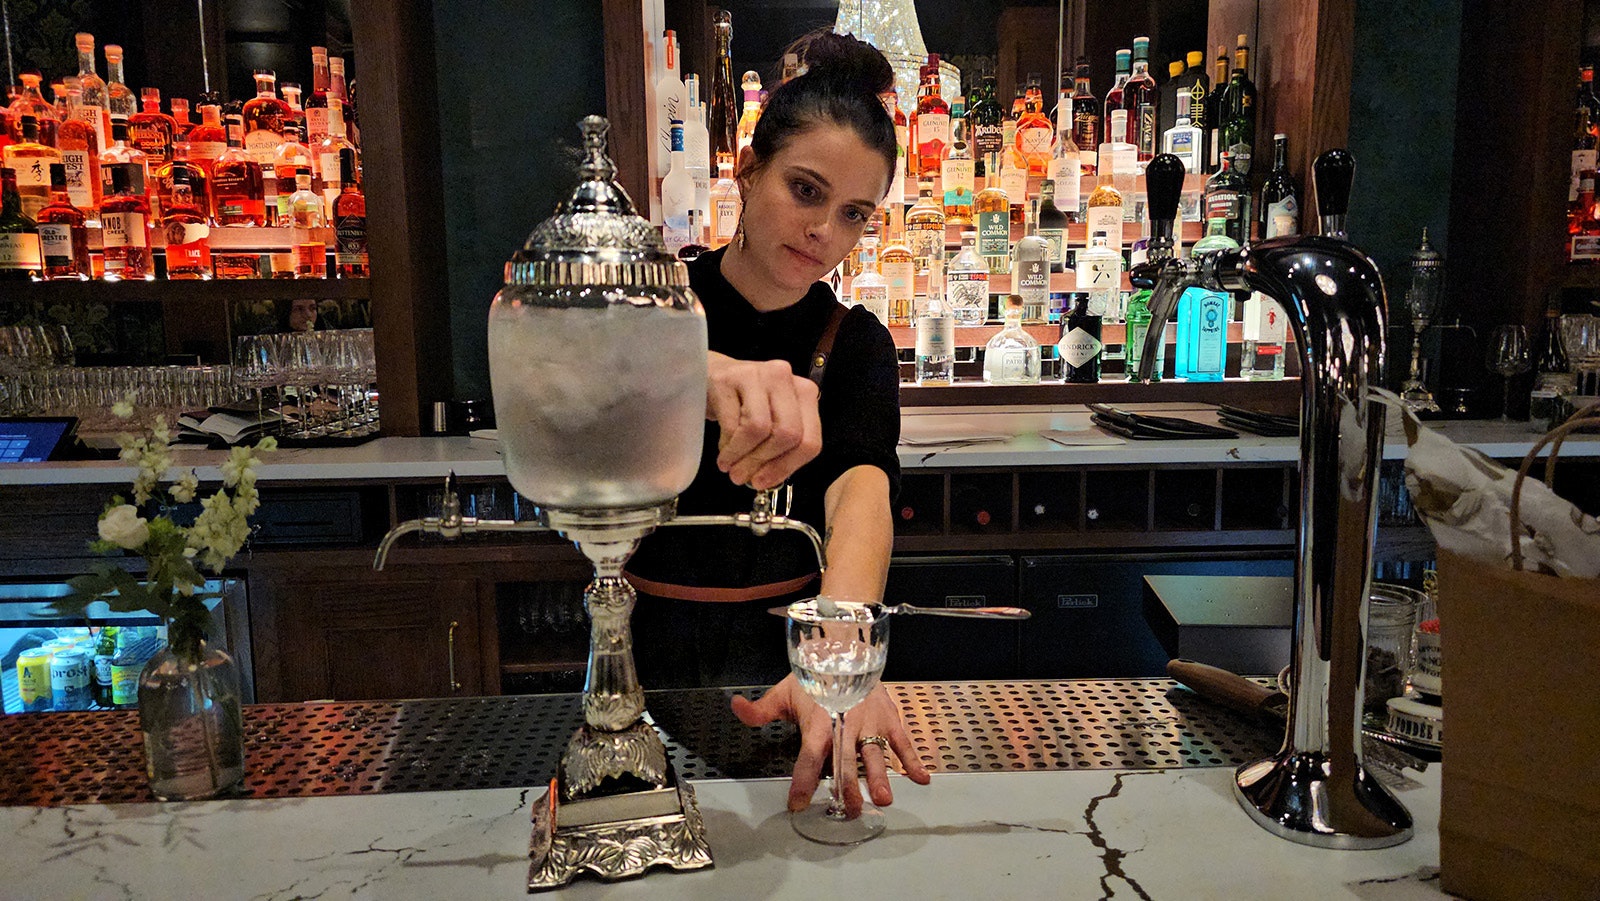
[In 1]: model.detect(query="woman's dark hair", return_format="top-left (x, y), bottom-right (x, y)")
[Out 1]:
top-left (746, 31), bottom-right (898, 191)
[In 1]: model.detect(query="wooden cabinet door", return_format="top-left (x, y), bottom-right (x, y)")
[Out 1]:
top-left (252, 573), bottom-right (483, 702)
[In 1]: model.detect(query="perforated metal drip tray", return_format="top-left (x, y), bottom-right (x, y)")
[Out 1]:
top-left (0, 679), bottom-right (1283, 807)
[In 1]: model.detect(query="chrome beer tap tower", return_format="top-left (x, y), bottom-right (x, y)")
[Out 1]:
top-left (373, 117), bottom-right (825, 889)
top-left (1132, 152), bottom-right (1413, 848)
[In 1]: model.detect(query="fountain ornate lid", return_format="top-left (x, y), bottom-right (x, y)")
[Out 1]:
top-left (503, 115), bottom-right (689, 291)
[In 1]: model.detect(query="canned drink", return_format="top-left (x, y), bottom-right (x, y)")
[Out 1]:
top-left (50, 647), bottom-right (92, 711)
top-left (17, 650), bottom-right (52, 712)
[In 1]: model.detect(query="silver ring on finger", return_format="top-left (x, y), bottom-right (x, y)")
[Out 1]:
top-left (857, 734), bottom-right (891, 752)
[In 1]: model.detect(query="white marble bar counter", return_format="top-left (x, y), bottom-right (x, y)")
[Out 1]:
top-left (0, 764), bottom-right (1450, 900)
top-left (3, 404), bottom-right (1593, 487)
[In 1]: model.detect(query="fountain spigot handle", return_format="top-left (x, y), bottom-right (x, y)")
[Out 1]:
top-left (1143, 154), bottom-right (1186, 260)
top-left (1313, 149), bottom-right (1356, 239)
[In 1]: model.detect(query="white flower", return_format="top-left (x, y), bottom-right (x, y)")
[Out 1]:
top-left (111, 399), bottom-right (134, 419)
top-left (170, 471), bottom-right (200, 504)
top-left (98, 504), bottom-right (150, 549)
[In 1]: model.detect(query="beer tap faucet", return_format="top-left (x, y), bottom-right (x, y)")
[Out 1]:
top-left (1129, 154), bottom-right (1202, 381)
top-left (1136, 149), bottom-right (1414, 848)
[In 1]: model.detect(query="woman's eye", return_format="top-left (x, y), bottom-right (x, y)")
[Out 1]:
top-left (844, 207), bottom-right (866, 223)
top-left (792, 181), bottom-right (819, 201)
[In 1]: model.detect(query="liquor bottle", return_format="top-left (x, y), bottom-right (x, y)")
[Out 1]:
top-left (1071, 59), bottom-right (1100, 175)
top-left (661, 120), bottom-right (696, 255)
top-left (1012, 201), bottom-right (1050, 322)
top-left (880, 228), bottom-right (915, 325)
top-left (850, 236), bottom-right (890, 325)
top-left (0, 168), bottom-right (42, 279)
top-left (1059, 290), bottom-right (1103, 383)
top-left (1085, 170), bottom-right (1124, 254)
top-left (684, 75), bottom-right (712, 222)
top-left (304, 46), bottom-right (333, 145)
top-left (1533, 301), bottom-right (1573, 392)
top-left (98, 116), bottom-right (148, 197)
top-left (163, 181), bottom-right (212, 279)
top-left (188, 97), bottom-right (228, 178)
top-left (1240, 289), bottom-right (1287, 381)
top-left (1001, 86), bottom-right (1020, 168)
top-left (1015, 90), bottom-right (1053, 177)
top-left (271, 126), bottom-right (313, 226)
top-left (127, 88), bottom-right (176, 168)
top-left (883, 91), bottom-right (908, 202)
top-left (333, 148), bottom-right (368, 278)
top-left (289, 167), bottom-right (326, 278)
top-left (1159, 59), bottom-right (1184, 146)
top-left (90, 626), bottom-right (118, 709)
top-left (2, 115), bottom-right (60, 221)
top-left (968, 75), bottom-right (1005, 166)
top-left (1203, 151), bottom-right (1252, 245)
top-left (946, 230), bottom-right (990, 325)
top-left (916, 254), bottom-right (955, 385)
top-left (1221, 35), bottom-right (1257, 175)
top-left (1103, 49), bottom-right (1132, 125)
top-left (152, 141), bottom-right (209, 224)
top-left (211, 125), bottom-right (266, 227)
top-left (981, 294), bottom-right (1041, 384)
top-left (1179, 52), bottom-right (1211, 167)
top-left (708, 11), bottom-right (738, 167)
top-left (314, 99), bottom-right (358, 214)
top-left (974, 165), bottom-right (1010, 273)
top-left (1099, 109), bottom-right (1138, 189)
top-left (169, 97), bottom-right (194, 143)
top-left (1175, 218), bottom-right (1236, 381)
top-left (100, 162), bottom-right (152, 280)
top-left (243, 70), bottom-right (291, 165)
top-left (280, 83), bottom-right (305, 139)
top-left (73, 33), bottom-right (111, 149)
top-left (1123, 37), bottom-right (1159, 162)
top-left (655, 31), bottom-right (687, 178)
top-left (1571, 103), bottom-right (1598, 204)
top-left (736, 70), bottom-right (763, 157)
top-left (1162, 90), bottom-right (1204, 176)
top-left (36, 163), bottom-right (90, 279)
top-left (58, 83), bottom-right (103, 218)
top-left (709, 158), bottom-right (740, 248)
top-left (1000, 144), bottom-right (1029, 223)
top-left (677, 209), bottom-right (710, 260)
top-left (1048, 126), bottom-right (1081, 221)
top-left (905, 178), bottom-right (946, 272)
top-left (103, 45), bottom-right (136, 122)
top-left (1206, 47), bottom-right (1229, 173)
top-left (1259, 133), bottom-right (1301, 238)
top-left (941, 138), bottom-right (975, 225)
top-left (329, 56), bottom-right (350, 107)
top-left (6, 73), bottom-right (60, 148)
top-left (1124, 285), bottom-right (1165, 382)
top-left (1076, 230), bottom-right (1122, 318)
top-left (1036, 180), bottom-right (1069, 270)
top-left (915, 60), bottom-right (951, 174)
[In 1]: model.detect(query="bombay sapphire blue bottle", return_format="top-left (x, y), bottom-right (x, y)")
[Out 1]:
top-left (1175, 218), bottom-right (1237, 382)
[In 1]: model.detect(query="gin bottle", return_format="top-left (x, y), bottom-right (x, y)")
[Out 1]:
top-left (1035, 180), bottom-right (1069, 271)
top-left (905, 178), bottom-right (946, 271)
top-left (1058, 291), bottom-right (1103, 383)
top-left (1175, 218), bottom-right (1237, 381)
top-left (983, 294), bottom-right (1041, 384)
top-left (1075, 230), bottom-right (1121, 318)
top-left (1162, 90), bottom-right (1204, 176)
top-left (1203, 151), bottom-right (1251, 245)
top-left (850, 236), bottom-right (890, 326)
top-left (945, 230), bottom-right (990, 326)
top-left (1124, 286), bottom-right (1165, 382)
top-left (916, 255), bottom-right (955, 385)
top-left (1240, 292), bottom-right (1287, 380)
top-left (1011, 201), bottom-right (1050, 323)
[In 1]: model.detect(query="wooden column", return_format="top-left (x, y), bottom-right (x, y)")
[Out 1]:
top-left (603, 0), bottom-right (652, 210)
top-left (350, 0), bottom-right (452, 436)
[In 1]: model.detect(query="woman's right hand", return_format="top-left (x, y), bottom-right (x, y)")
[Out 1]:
top-left (705, 352), bottom-right (822, 490)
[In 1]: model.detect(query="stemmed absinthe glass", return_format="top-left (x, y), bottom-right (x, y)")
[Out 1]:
top-left (1485, 324), bottom-right (1532, 421)
top-left (786, 597), bottom-right (890, 846)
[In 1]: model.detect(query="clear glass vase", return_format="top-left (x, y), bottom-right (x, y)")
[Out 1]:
top-left (138, 638), bottom-right (246, 801)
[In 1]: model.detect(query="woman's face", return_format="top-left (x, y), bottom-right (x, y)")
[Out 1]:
top-left (737, 122), bottom-right (890, 296)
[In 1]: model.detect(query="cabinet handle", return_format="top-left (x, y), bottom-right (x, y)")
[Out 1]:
top-left (447, 620), bottom-right (462, 692)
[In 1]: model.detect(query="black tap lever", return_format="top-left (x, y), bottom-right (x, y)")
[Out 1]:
top-left (1137, 154), bottom-right (1187, 275)
top-left (1313, 149), bottom-right (1356, 240)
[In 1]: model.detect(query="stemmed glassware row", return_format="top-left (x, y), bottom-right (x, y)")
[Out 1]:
top-left (233, 328), bottom-right (378, 438)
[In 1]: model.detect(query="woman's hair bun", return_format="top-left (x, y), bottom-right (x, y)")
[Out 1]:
top-left (788, 31), bottom-right (895, 98)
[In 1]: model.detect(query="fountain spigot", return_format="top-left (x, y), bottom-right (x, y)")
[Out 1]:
top-left (1313, 148), bottom-right (1355, 240)
top-left (1129, 154), bottom-right (1203, 382)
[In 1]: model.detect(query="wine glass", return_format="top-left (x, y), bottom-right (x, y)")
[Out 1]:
top-left (785, 597), bottom-right (891, 845)
top-left (1485, 325), bottom-right (1532, 421)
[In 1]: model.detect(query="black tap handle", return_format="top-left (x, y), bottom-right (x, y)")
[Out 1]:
top-left (1313, 149), bottom-right (1356, 218)
top-left (1144, 154), bottom-right (1186, 224)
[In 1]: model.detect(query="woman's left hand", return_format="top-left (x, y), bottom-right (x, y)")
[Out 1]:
top-left (731, 674), bottom-right (931, 816)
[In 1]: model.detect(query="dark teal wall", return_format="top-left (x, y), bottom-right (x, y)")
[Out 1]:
top-left (1348, 0), bottom-right (1463, 296)
top-left (432, 0), bottom-right (607, 400)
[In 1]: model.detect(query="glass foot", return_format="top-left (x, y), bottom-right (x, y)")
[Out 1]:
top-left (1400, 380), bottom-right (1440, 414)
top-left (790, 801), bottom-right (886, 845)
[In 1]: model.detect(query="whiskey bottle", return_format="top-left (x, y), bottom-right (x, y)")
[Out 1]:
top-left (974, 166), bottom-right (1010, 273)
top-left (332, 147), bottom-right (368, 278)
top-left (1036, 180), bottom-right (1069, 270)
top-left (914, 58), bottom-right (951, 173)
top-left (73, 33), bottom-right (111, 150)
top-left (983, 294), bottom-right (1041, 385)
top-left (169, 97), bottom-right (194, 143)
top-left (884, 90), bottom-right (909, 198)
top-left (968, 75), bottom-right (1005, 165)
top-left (6, 73), bottom-right (59, 147)
top-left (1571, 103), bottom-right (1597, 204)
top-left (242, 70), bottom-right (290, 165)
top-left (0, 167), bottom-right (42, 279)
top-left (128, 88), bottom-right (175, 167)
top-left (1059, 290), bottom-right (1104, 383)
top-left (905, 178), bottom-right (946, 272)
top-left (1085, 170), bottom-right (1124, 254)
top-left (2, 115), bottom-right (60, 221)
top-left (211, 125), bottom-right (265, 227)
top-left (57, 85), bottom-right (103, 217)
top-left (103, 44), bottom-right (136, 120)
top-left (880, 229), bottom-right (916, 325)
top-left (271, 126), bottom-right (313, 226)
top-left (1014, 88), bottom-right (1053, 177)
top-left (162, 181), bottom-right (212, 279)
top-left (941, 138), bottom-right (975, 225)
top-left (1103, 49), bottom-right (1131, 129)
top-left (304, 46), bottom-right (333, 145)
top-left (314, 99), bottom-right (358, 214)
top-left (280, 83), bottom-right (305, 139)
top-left (152, 141), bottom-right (209, 225)
top-left (36, 163), bottom-right (90, 280)
top-left (1221, 35), bottom-right (1258, 176)
top-left (288, 167), bottom-right (326, 278)
top-left (99, 162), bottom-right (152, 280)
top-left (1070, 59), bottom-right (1100, 175)
top-left (1012, 201), bottom-right (1050, 323)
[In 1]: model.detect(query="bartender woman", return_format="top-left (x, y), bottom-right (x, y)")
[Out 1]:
top-left (627, 31), bottom-right (931, 816)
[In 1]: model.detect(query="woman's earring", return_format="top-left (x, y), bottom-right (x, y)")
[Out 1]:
top-left (736, 219), bottom-right (747, 252)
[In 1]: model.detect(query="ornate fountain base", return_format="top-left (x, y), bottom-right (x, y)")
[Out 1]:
top-left (527, 761), bottom-right (713, 890)
top-left (1234, 750), bottom-right (1414, 850)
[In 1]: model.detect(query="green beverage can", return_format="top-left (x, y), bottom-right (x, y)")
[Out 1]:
top-left (18, 649), bottom-right (52, 712)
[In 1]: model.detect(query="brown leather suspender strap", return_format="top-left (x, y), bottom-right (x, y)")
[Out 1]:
top-left (807, 303), bottom-right (849, 387)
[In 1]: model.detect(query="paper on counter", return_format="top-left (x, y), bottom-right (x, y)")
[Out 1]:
top-left (1040, 429), bottom-right (1126, 447)
top-left (898, 421), bottom-right (1015, 446)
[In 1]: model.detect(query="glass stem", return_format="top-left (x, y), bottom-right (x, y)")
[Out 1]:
top-left (1408, 333), bottom-right (1423, 383)
top-left (1502, 379), bottom-right (1513, 421)
top-left (828, 710), bottom-right (848, 819)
